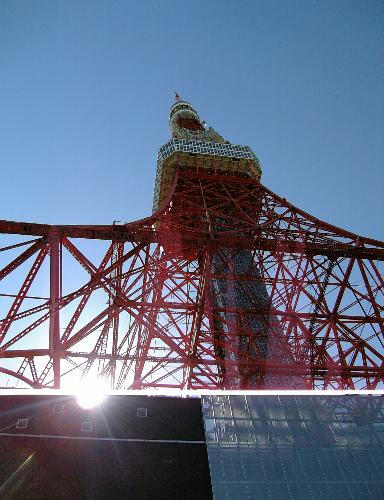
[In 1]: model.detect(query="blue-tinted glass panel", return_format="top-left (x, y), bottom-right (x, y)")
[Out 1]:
top-left (202, 395), bottom-right (384, 500)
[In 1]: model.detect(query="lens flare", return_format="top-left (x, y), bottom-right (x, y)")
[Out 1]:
top-left (76, 378), bottom-right (107, 409)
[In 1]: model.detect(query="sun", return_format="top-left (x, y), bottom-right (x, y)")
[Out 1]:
top-left (76, 378), bottom-right (107, 409)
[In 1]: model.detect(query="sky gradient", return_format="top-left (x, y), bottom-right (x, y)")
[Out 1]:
top-left (1, 0), bottom-right (383, 241)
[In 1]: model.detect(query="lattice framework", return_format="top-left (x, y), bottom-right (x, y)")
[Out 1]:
top-left (0, 169), bottom-right (383, 390)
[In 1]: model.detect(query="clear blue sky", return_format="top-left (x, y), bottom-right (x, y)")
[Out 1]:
top-left (1, 0), bottom-right (383, 240)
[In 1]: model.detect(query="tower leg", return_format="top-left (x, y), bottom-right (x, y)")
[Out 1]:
top-left (49, 228), bottom-right (61, 388)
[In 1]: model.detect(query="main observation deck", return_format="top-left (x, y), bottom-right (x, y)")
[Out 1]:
top-left (152, 138), bottom-right (262, 211)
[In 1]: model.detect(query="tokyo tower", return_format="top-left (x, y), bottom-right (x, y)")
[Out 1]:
top-left (0, 95), bottom-right (383, 391)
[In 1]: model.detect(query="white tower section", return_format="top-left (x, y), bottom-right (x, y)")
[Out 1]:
top-left (169, 95), bottom-right (225, 143)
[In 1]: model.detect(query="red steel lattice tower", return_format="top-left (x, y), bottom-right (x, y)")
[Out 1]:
top-left (0, 96), bottom-right (383, 391)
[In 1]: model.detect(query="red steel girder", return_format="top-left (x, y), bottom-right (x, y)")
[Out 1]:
top-left (0, 169), bottom-right (383, 390)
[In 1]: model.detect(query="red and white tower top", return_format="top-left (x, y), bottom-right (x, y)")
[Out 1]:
top-left (152, 95), bottom-right (262, 210)
top-left (169, 93), bottom-right (225, 143)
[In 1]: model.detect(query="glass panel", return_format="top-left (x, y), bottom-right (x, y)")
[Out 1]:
top-left (261, 449), bottom-right (283, 482)
top-left (267, 483), bottom-right (291, 499)
top-left (231, 396), bottom-right (250, 418)
top-left (271, 420), bottom-right (293, 445)
top-left (203, 395), bottom-right (384, 500)
top-left (234, 418), bottom-right (255, 444)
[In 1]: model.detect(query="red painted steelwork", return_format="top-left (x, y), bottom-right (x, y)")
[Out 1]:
top-left (0, 169), bottom-right (383, 390)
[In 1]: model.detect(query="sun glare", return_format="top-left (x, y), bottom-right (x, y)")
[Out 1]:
top-left (76, 379), bottom-right (107, 409)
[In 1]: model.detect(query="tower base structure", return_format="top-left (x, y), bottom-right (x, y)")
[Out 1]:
top-left (1, 167), bottom-right (383, 391)
top-left (1, 96), bottom-right (384, 391)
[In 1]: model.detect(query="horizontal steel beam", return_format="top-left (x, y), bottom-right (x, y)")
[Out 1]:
top-left (1, 219), bottom-right (383, 260)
